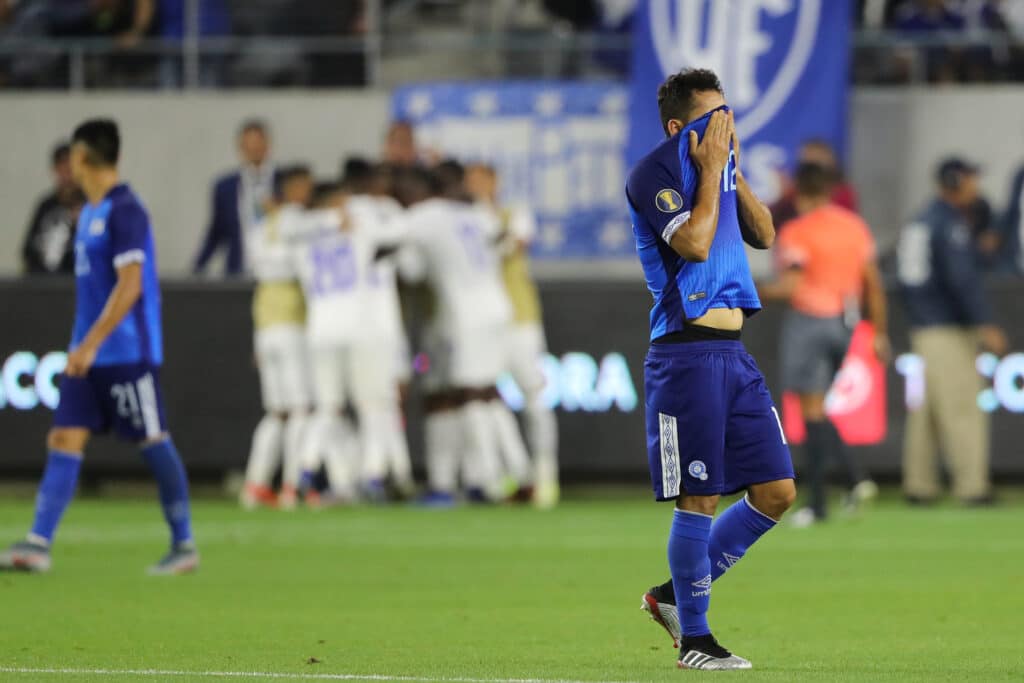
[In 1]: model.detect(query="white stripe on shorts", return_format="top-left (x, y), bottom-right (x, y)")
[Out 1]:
top-left (136, 372), bottom-right (162, 439)
top-left (659, 412), bottom-right (681, 498)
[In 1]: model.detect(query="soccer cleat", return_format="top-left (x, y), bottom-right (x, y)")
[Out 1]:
top-left (533, 479), bottom-right (560, 509)
top-left (678, 634), bottom-right (752, 670)
top-left (0, 540), bottom-right (52, 573)
top-left (642, 582), bottom-right (680, 648)
top-left (277, 484), bottom-right (299, 511)
top-left (789, 506), bottom-right (820, 528)
top-left (147, 542), bottom-right (199, 576)
top-left (417, 491), bottom-right (457, 508)
top-left (239, 482), bottom-right (277, 510)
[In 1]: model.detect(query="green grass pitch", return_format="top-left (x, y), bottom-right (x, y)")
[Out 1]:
top-left (1, 492), bottom-right (1022, 682)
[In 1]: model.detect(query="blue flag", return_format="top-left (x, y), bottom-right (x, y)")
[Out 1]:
top-left (627, 0), bottom-right (851, 204)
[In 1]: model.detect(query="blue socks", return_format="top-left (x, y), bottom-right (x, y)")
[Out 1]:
top-left (141, 439), bottom-right (193, 547)
top-left (708, 495), bottom-right (777, 581)
top-left (29, 450), bottom-right (83, 545)
top-left (668, 509), bottom-right (713, 637)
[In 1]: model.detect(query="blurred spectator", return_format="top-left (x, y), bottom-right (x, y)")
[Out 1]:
top-left (771, 140), bottom-right (859, 227)
top-left (157, 0), bottom-right (231, 87)
top-left (964, 195), bottom-right (1005, 271)
top-left (0, 0), bottom-right (52, 86)
top-left (193, 119), bottom-right (275, 277)
top-left (382, 121), bottom-right (421, 169)
top-left (21, 142), bottom-right (84, 275)
top-left (896, 157), bottom-right (1008, 505)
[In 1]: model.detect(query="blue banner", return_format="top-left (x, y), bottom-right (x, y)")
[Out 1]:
top-left (627, 0), bottom-right (851, 204)
top-left (392, 82), bottom-right (632, 259)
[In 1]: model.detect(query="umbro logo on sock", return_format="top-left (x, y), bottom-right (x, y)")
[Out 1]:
top-left (723, 553), bottom-right (740, 567)
top-left (691, 576), bottom-right (712, 589)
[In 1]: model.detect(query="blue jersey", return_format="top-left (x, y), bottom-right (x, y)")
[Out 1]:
top-left (73, 183), bottom-right (163, 366)
top-left (626, 107), bottom-right (760, 341)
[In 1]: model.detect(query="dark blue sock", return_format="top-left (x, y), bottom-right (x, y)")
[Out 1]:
top-left (141, 439), bottom-right (193, 546)
top-left (708, 494), bottom-right (777, 581)
top-left (29, 450), bottom-right (83, 545)
top-left (668, 509), bottom-right (713, 638)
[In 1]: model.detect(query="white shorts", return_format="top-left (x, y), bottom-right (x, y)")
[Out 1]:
top-left (507, 323), bottom-right (548, 396)
top-left (255, 324), bottom-right (313, 412)
top-left (310, 342), bottom-right (393, 412)
top-left (448, 323), bottom-right (510, 389)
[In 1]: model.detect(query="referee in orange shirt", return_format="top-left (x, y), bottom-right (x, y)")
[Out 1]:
top-left (761, 162), bottom-right (889, 526)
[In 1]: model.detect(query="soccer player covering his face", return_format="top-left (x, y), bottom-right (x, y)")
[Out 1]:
top-left (625, 69), bottom-right (796, 669)
top-left (0, 119), bottom-right (198, 575)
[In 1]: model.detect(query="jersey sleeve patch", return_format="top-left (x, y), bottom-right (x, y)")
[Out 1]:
top-left (655, 189), bottom-right (684, 213)
top-left (108, 202), bottom-right (150, 265)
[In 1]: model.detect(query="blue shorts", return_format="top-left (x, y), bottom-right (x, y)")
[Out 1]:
top-left (53, 362), bottom-right (168, 442)
top-left (644, 340), bottom-right (794, 501)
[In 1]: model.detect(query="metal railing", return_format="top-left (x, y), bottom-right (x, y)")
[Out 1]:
top-left (1, 22), bottom-right (1021, 90)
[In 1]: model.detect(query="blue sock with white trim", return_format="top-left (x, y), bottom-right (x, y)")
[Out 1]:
top-left (141, 439), bottom-right (193, 547)
top-left (708, 494), bottom-right (777, 581)
top-left (668, 509), bottom-right (713, 637)
top-left (28, 450), bottom-right (83, 545)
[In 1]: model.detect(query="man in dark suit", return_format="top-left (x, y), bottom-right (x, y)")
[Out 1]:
top-left (21, 142), bottom-right (85, 275)
top-left (193, 119), bottom-right (276, 276)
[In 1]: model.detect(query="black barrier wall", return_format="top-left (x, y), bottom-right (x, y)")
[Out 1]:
top-left (1, 279), bottom-right (1022, 481)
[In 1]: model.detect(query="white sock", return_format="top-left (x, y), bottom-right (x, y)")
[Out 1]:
top-left (322, 416), bottom-right (357, 496)
top-left (525, 400), bottom-right (559, 485)
top-left (245, 414), bottom-right (284, 487)
top-left (357, 406), bottom-right (389, 484)
top-left (383, 408), bottom-right (414, 488)
top-left (282, 412), bottom-right (311, 489)
top-left (461, 401), bottom-right (504, 499)
top-left (425, 410), bottom-right (462, 494)
top-left (488, 399), bottom-right (533, 485)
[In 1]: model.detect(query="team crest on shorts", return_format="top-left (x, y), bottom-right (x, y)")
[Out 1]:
top-left (655, 189), bottom-right (683, 213)
top-left (688, 460), bottom-right (709, 481)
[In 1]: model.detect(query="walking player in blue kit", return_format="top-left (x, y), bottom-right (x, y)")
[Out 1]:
top-left (0, 119), bottom-right (198, 575)
top-left (626, 69), bottom-right (796, 669)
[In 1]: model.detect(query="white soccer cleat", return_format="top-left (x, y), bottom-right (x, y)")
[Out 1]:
top-left (789, 506), bottom-right (819, 528)
top-left (641, 585), bottom-right (681, 648)
top-left (678, 635), bottom-right (752, 670)
top-left (0, 541), bottom-right (52, 573)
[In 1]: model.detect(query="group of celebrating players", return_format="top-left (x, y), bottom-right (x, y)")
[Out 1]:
top-left (240, 154), bottom-right (560, 511)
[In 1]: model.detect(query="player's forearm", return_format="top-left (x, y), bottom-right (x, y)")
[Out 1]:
top-left (863, 264), bottom-right (888, 335)
top-left (80, 266), bottom-right (143, 351)
top-left (736, 174), bottom-right (775, 249)
top-left (669, 173), bottom-right (722, 262)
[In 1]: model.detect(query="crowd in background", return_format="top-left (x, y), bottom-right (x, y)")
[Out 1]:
top-left (0, 0), bottom-right (367, 88)
top-left (4, 0), bottom-right (1024, 89)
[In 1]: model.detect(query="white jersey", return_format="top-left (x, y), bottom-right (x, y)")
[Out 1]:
top-left (250, 206), bottom-right (299, 283)
top-left (285, 199), bottom-right (405, 347)
top-left (359, 195), bottom-right (406, 340)
top-left (401, 198), bottom-right (511, 334)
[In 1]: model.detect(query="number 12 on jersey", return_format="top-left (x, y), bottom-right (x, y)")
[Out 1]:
top-left (722, 149), bottom-right (737, 193)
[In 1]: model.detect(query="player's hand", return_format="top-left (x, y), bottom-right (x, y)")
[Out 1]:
top-left (979, 325), bottom-right (1009, 356)
top-left (728, 110), bottom-right (741, 168)
top-left (65, 343), bottom-right (98, 377)
top-left (688, 110), bottom-right (731, 177)
top-left (873, 332), bottom-right (891, 364)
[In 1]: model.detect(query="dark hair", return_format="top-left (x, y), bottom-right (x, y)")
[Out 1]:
top-left (71, 119), bottom-right (120, 167)
top-left (433, 158), bottom-right (465, 195)
top-left (793, 161), bottom-right (835, 199)
top-left (340, 156), bottom-right (379, 193)
top-left (238, 118), bottom-right (269, 138)
top-left (391, 166), bottom-right (434, 207)
top-left (51, 142), bottom-right (71, 166)
top-left (312, 181), bottom-right (344, 207)
top-left (274, 164), bottom-right (312, 197)
top-left (657, 68), bottom-right (723, 135)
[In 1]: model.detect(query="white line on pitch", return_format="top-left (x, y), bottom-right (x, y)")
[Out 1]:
top-left (0, 667), bottom-right (635, 683)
